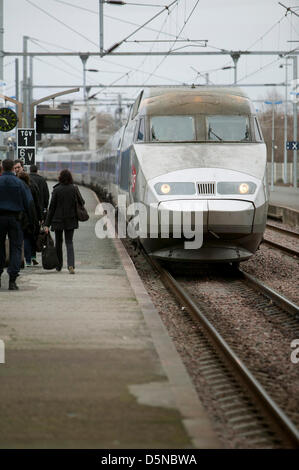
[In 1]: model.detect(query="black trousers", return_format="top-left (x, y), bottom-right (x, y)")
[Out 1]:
top-left (0, 216), bottom-right (23, 280)
top-left (55, 229), bottom-right (75, 269)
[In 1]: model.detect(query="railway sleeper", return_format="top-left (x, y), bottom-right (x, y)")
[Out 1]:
top-left (224, 408), bottom-right (258, 418)
top-left (229, 414), bottom-right (263, 424)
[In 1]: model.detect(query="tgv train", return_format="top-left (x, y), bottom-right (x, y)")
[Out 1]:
top-left (39, 86), bottom-right (269, 263)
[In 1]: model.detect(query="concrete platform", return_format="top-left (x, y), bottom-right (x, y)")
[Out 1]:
top-left (269, 186), bottom-right (299, 211)
top-left (0, 184), bottom-right (219, 449)
top-left (269, 186), bottom-right (299, 226)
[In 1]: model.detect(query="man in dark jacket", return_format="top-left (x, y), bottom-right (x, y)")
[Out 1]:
top-left (0, 159), bottom-right (32, 290)
top-left (29, 164), bottom-right (49, 218)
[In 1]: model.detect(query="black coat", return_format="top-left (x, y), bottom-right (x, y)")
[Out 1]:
top-left (30, 172), bottom-right (50, 211)
top-left (30, 181), bottom-right (42, 222)
top-left (19, 181), bottom-right (40, 239)
top-left (45, 183), bottom-right (84, 231)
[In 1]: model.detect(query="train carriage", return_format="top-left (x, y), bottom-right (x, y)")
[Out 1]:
top-left (41, 86), bottom-right (269, 264)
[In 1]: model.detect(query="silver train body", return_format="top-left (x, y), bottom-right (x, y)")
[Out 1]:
top-left (40, 87), bottom-right (269, 263)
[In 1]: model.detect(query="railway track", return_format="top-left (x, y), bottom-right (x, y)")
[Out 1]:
top-left (240, 269), bottom-right (299, 319)
top-left (142, 251), bottom-right (299, 448)
top-left (266, 223), bottom-right (299, 239)
top-left (263, 223), bottom-right (299, 257)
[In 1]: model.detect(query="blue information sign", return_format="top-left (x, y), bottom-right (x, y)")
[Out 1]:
top-left (286, 141), bottom-right (299, 151)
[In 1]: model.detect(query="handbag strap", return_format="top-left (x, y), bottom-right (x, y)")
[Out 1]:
top-left (75, 185), bottom-right (85, 207)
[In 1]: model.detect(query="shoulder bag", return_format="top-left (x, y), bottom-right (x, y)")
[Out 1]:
top-left (75, 186), bottom-right (89, 222)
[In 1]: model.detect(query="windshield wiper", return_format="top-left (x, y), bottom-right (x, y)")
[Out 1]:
top-left (208, 126), bottom-right (223, 141)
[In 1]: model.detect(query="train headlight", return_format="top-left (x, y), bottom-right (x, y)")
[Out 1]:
top-left (161, 183), bottom-right (171, 194)
top-left (155, 182), bottom-right (196, 196)
top-left (239, 183), bottom-right (249, 194)
top-left (217, 182), bottom-right (256, 195)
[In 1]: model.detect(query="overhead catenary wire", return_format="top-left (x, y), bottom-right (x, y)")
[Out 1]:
top-left (237, 57), bottom-right (283, 83)
top-left (34, 56), bottom-right (84, 82)
top-left (128, 10), bottom-right (170, 93)
top-left (29, 38), bottom-right (87, 83)
top-left (88, 71), bottom-right (132, 100)
top-left (286, 14), bottom-right (299, 37)
top-left (199, 11), bottom-right (290, 86)
top-left (108, 0), bottom-right (179, 51)
top-left (30, 37), bottom-right (131, 76)
top-left (115, 2), bottom-right (168, 6)
top-left (50, 0), bottom-right (197, 42)
top-left (23, 0), bottom-right (184, 92)
top-left (278, 1), bottom-right (299, 18)
top-left (245, 14), bottom-right (286, 52)
top-left (29, 36), bottom-right (76, 52)
top-left (236, 7), bottom-right (298, 84)
top-left (24, 0), bottom-right (99, 49)
top-left (142, 0), bottom-right (200, 85)
top-left (19, 0), bottom-right (294, 102)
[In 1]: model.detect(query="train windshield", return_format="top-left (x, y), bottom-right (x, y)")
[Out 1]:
top-left (150, 116), bottom-right (195, 142)
top-left (207, 115), bottom-right (250, 142)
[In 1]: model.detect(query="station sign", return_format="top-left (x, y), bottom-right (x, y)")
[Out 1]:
top-left (286, 141), bottom-right (299, 151)
top-left (36, 107), bottom-right (71, 134)
top-left (17, 128), bottom-right (36, 165)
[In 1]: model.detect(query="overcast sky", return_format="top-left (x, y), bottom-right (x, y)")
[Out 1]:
top-left (2, 0), bottom-right (299, 114)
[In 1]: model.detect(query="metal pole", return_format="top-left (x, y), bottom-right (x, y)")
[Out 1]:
top-left (86, 86), bottom-right (91, 150)
top-left (271, 104), bottom-right (275, 191)
top-left (231, 53), bottom-right (240, 84)
top-left (23, 35), bottom-right (29, 127)
top-left (283, 58), bottom-right (288, 184)
top-left (99, 0), bottom-right (104, 57)
top-left (28, 55), bottom-right (33, 127)
top-left (2, 50), bottom-right (299, 57)
top-left (79, 54), bottom-right (88, 149)
top-left (15, 58), bottom-right (19, 101)
top-left (293, 56), bottom-right (298, 188)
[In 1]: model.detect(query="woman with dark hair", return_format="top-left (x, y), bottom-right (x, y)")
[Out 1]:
top-left (44, 169), bottom-right (85, 274)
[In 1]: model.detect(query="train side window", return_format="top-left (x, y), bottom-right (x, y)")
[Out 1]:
top-left (254, 117), bottom-right (263, 142)
top-left (136, 119), bottom-right (145, 142)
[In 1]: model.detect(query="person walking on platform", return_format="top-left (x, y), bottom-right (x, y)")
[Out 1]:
top-left (0, 159), bottom-right (32, 290)
top-left (13, 159), bottom-right (24, 176)
top-left (29, 164), bottom-right (49, 220)
top-left (29, 165), bottom-right (49, 265)
top-left (44, 169), bottom-right (84, 275)
top-left (18, 172), bottom-right (40, 267)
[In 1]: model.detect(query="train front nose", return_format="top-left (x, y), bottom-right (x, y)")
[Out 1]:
top-left (207, 200), bottom-right (255, 234)
top-left (143, 168), bottom-right (266, 262)
top-left (158, 199), bottom-right (255, 236)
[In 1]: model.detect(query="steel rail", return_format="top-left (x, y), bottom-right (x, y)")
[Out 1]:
top-left (266, 223), bottom-right (299, 239)
top-left (262, 237), bottom-right (299, 257)
top-left (239, 268), bottom-right (299, 317)
top-left (145, 254), bottom-right (299, 448)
